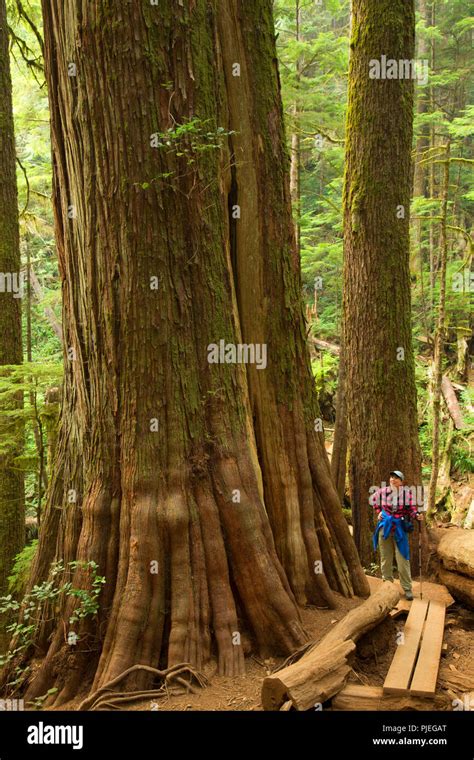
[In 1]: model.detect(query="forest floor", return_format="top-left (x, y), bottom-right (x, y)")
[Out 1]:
top-left (53, 573), bottom-right (474, 712)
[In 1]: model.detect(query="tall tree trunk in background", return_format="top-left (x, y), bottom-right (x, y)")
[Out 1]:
top-left (429, 0), bottom-right (436, 311)
top-left (428, 143), bottom-right (450, 515)
top-left (290, 108), bottom-right (301, 251)
top-left (331, 345), bottom-right (348, 503)
top-left (26, 241), bottom-right (48, 516)
top-left (11, 0), bottom-right (368, 706)
top-left (289, 0), bottom-right (301, 253)
top-left (342, 0), bottom-right (423, 566)
top-left (0, 0), bottom-right (25, 651)
top-left (411, 0), bottom-right (430, 274)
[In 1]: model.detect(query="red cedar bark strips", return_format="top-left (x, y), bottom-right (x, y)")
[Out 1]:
top-left (9, 0), bottom-right (368, 705)
top-left (342, 0), bottom-right (423, 565)
top-left (0, 0), bottom-right (25, 650)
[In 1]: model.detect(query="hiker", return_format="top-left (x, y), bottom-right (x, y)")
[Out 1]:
top-left (370, 470), bottom-right (423, 600)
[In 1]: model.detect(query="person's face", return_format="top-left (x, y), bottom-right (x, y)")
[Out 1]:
top-left (389, 476), bottom-right (403, 489)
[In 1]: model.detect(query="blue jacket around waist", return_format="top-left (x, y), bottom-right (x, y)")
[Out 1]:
top-left (373, 511), bottom-right (410, 560)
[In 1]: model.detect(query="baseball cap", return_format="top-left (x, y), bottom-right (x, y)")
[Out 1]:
top-left (390, 470), bottom-right (405, 480)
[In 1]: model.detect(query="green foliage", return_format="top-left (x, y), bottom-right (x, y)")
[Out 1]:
top-left (8, 0), bottom-right (61, 364)
top-left (0, 362), bottom-right (62, 516)
top-left (0, 559), bottom-right (106, 686)
top-left (312, 351), bottom-right (339, 398)
top-left (275, 0), bottom-right (350, 338)
top-left (150, 118), bottom-right (235, 164)
top-left (451, 441), bottom-right (474, 474)
top-left (451, 389), bottom-right (474, 474)
top-left (29, 688), bottom-right (59, 710)
top-left (7, 540), bottom-right (38, 597)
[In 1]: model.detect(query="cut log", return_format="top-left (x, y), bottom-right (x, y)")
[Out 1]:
top-left (410, 600), bottom-right (446, 697)
top-left (332, 684), bottom-right (450, 711)
top-left (383, 599), bottom-right (429, 695)
top-left (441, 375), bottom-right (465, 429)
top-left (261, 640), bottom-right (354, 711)
top-left (261, 582), bottom-right (400, 710)
top-left (437, 527), bottom-right (474, 579)
top-left (438, 567), bottom-right (474, 609)
top-left (319, 582), bottom-right (401, 649)
top-left (366, 574), bottom-right (454, 607)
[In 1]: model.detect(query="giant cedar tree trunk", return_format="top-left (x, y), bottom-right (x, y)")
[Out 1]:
top-left (13, 0), bottom-right (369, 705)
top-left (0, 0), bottom-right (24, 650)
top-left (342, 0), bottom-right (423, 565)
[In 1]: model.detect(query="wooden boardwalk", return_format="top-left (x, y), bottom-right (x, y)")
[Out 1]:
top-left (383, 598), bottom-right (446, 698)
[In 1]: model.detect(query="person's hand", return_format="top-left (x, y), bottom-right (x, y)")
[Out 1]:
top-left (377, 512), bottom-right (383, 521)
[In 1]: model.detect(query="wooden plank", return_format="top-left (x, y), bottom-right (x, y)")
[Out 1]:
top-left (383, 598), bottom-right (429, 695)
top-left (332, 684), bottom-right (450, 711)
top-left (410, 600), bottom-right (446, 697)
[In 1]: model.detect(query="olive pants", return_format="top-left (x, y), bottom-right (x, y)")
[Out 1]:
top-left (379, 533), bottom-right (412, 592)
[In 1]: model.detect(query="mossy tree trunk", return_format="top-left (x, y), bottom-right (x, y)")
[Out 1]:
top-left (342, 0), bottom-right (423, 566)
top-left (428, 143), bottom-right (450, 516)
top-left (411, 0), bottom-right (430, 274)
top-left (10, 0), bottom-right (368, 706)
top-left (331, 346), bottom-right (348, 503)
top-left (289, 0), bottom-right (302, 253)
top-left (0, 0), bottom-right (25, 651)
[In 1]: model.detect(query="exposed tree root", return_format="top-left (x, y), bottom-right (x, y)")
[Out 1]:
top-left (78, 663), bottom-right (208, 711)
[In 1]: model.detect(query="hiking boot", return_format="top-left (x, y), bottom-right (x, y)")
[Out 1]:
top-left (405, 590), bottom-right (414, 601)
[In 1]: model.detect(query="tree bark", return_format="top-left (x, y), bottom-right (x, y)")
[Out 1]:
top-left (7, 0), bottom-right (368, 706)
top-left (428, 0), bottom-right (437, 309)
top-left (0, 0), bottom-right (25, 650)
top-left (411, 0), bottom-right (430, 274)
top-left (289, 1), bottom-right (302, 253)
top-left (262, 639), bottom-right (355, 710)
top-left (428, 143), bottom-right (450, 516)
top-left (342, 0), bottom-right (423, 565)
top-left (331, 342), bottom-right (348, 503)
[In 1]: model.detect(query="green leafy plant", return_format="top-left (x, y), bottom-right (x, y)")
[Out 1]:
top-left (7, 540), bottom-right (38, 597)
top-left (0, 559), bottom-right (105, 684)
top-left (29, 687), bottom-right (59, 710)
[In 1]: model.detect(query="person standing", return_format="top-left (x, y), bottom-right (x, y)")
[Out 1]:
top-left (370, 470), bottom-right (423, 600)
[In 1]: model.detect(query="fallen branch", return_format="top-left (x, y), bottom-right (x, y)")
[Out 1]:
top-left (311, 338), bottom-right (340, 355)
top-left (441, 375), bottom-right (465, 429)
